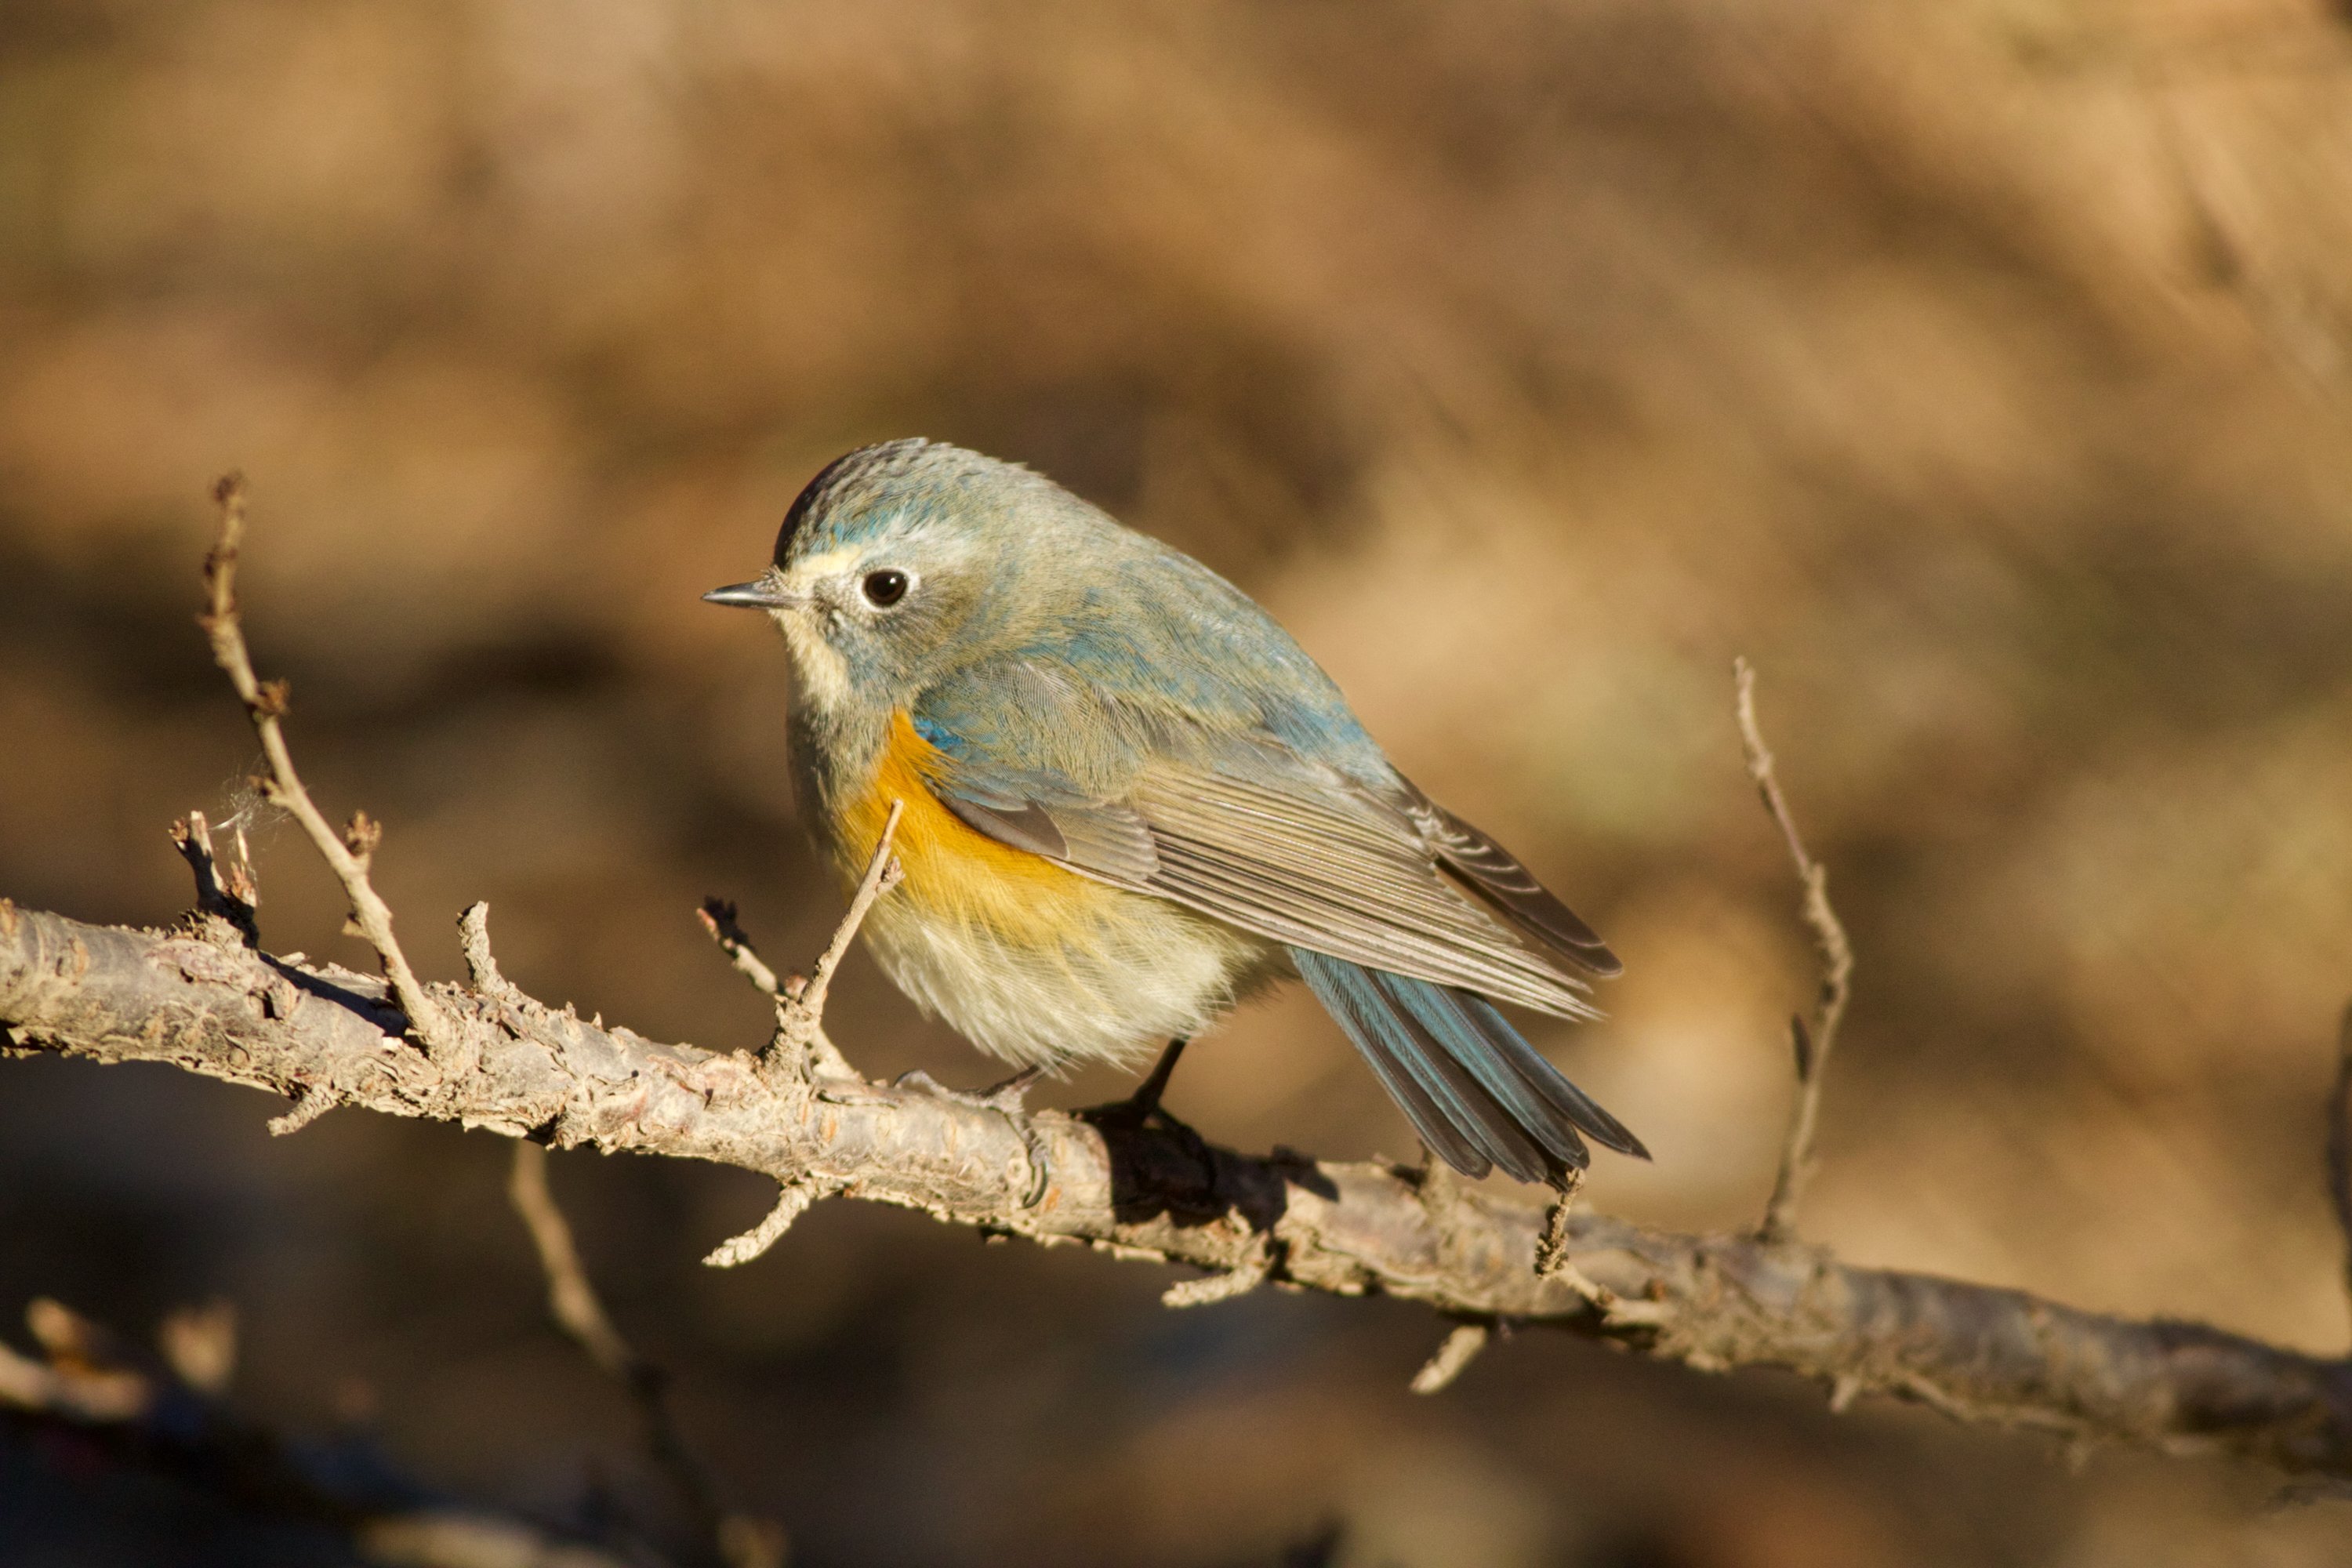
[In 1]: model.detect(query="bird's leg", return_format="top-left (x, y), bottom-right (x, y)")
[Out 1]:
top-left (895, 1063), bottom-right (1046, 1113)
top-left (1082, 1037), bottom-right (1191, 1130)
top-left (1081, 1039), bottom-right (1216, 1187)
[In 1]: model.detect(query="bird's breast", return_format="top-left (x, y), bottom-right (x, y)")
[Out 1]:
top-left (834, 710), bottom-right (1109, 943)
top-left (826, 710), bottom-right (1280, 1068)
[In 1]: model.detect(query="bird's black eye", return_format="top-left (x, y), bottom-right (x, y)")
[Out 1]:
top-left (861, 569), bottom-right (909, 608)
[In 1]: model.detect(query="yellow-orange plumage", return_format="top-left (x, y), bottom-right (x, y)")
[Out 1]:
top-left (836, 711), bottom-right (1114, 942)
top-left (828, 711), bottom-right (1270, 1070)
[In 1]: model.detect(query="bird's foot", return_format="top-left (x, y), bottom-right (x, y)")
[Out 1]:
top-left (895, 1065), bottom-right (1046, 1114)
top-left (1078, 1038), bottom-right (1214, 1174)
top-left (1079, 1036), bottom-right (1189, 1128)
top-left (1081, 1063), bottom-right (1217, 1200)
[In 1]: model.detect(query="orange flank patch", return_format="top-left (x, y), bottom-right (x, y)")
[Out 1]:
top-left (837, 711), bottom-right (1109, 942)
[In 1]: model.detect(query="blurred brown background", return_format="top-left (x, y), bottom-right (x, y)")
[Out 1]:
top-left (5, 0), bottom-right (2352, 1563)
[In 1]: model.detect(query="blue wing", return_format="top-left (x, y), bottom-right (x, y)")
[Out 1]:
top-left (910, 656), bottom-right (1613, 1014)
top-left (910, 647), bottom-right (1641, 1180)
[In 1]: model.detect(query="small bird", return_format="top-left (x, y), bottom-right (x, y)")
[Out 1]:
top-left (705, 439), bottom-right (1643, 1185)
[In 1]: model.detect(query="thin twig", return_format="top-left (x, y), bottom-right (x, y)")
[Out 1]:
top-left (267, 1084), bottom-right (342, 1137)
top-left (508, 1144), bottom-right (637, 1380)
top-left (1410, 1323), bottom-right (1492, 1395)
top-left (695, 900), bottom-right (781, 998)
top-left (169, 811), bottom-right (261, 946)
top-left (2328, 1002), bottom-right (2352, 1346)
top-left (457, 902), bottom-right (514, 998)
top-left (1533, 1167), bottom-right (1585, 1279)
top-left (1735, 658), bottom-right (1856, 1243)
top-left (508, 1142), bottom-right (771, 1566)
top-left (702, 1179), bottom-right (833, 1269)
top-left (785, 800), bottom-right (904, 1026)
top-left (201, 475), bottom-right (459, 1069)
top-left (768, 800), bottom-right (904, 1079)
top-left (1, 1294), bottom-right (641, 1568)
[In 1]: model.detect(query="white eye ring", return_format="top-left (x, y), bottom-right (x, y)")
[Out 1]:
top-left (860, 568), bottom-right (911, 608)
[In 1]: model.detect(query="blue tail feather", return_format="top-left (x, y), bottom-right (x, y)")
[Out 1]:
top-left (1293, 949), bottom-right (1646, 1185)
top-left (1298, 954), bottom-right (1492, 1178)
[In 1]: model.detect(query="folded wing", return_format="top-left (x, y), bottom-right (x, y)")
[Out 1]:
top-left (918, 717), bottom-right (1605, 1019)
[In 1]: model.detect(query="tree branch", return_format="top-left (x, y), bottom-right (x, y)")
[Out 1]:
top-left (10, 482), bottom-right (2352, 1504)
top-left (2328, 1002), bottom-right (2352, 1346)
top-left (0, 1293), bottom-right (642, 1568)
top-left (199, 475), bottom-right (459, 1070)
top-left (508, 1142), bottom-right (782, 1568)
top-left (1735, 657), bottom-right (1857, 1243)
top-left (9, 902), bottom-right (2352, 1479)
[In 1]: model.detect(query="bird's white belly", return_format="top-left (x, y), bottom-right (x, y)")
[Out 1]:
top-left (859, 884), bottom-right (1283, 1071)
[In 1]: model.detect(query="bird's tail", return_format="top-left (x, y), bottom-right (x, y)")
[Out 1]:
top-left (1291, 948), bottom-right (1646, 1184)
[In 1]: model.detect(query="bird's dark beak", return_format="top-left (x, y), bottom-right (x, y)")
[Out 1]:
top-left (702, 579), bottom-right (804, 610)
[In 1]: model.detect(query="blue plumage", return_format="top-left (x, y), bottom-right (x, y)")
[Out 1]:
top-left (705, 439), bottom-right (1641, 1188)
top-left (1294, 950), bottom-right (1642, 1181)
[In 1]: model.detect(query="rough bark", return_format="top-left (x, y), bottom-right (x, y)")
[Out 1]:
top-left (6, 898), bottom-right (2351, 1479)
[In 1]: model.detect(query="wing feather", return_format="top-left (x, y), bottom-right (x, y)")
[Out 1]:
top-left (1397, 775), bottom-right (1621, 976)
top-left (910, 681), bottom-right (1612, 1018)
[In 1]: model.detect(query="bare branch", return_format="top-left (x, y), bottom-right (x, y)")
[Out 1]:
top-left (703, 1179), bottom-right (835, 1269)
top-left (510, 1142), bottom-right (779, 1567)
top-left (695, 899), bottom-right (782, 999)
top-left (1734, 657), bottom-right (1857, 1243)
top-left (2328, 1001), bottom-right (2352, 1345)
top-left (200, 475), bottom-right (459, 1069)
top-left (267, 1083), bottom-right (342, 1136)
top-left (0, 1293), bottom-right (641, 1568)
top-left (16, 507), bottom-right (2352, 1501)
top-left (459, 902), bottom-right (515, 998)
top-left (509, 1143), bottom-right (639, 1381)
top-left (766, 800), bottom-right (903, 1081)
top-left (1410, 1323), bottom-right (1491, 1395)
top-left (169, 811), bottom-right (260, 946)
top-left (14, 905), bottom-right (2352, 1479)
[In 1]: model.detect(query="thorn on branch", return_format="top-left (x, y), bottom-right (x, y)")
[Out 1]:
top-left (1410, 1322), bottom-right (1491, 1395)
top-left (267, 1084), bottom-right (341, 1137)
top-left (198, 474), bottom-right (463, 1074)
top-left (170, 811), bottom-right (261, 946)
top-left (1160, 1231), bottom-right (1273, 1308)
top-left (1734, 657), bottom-right (1856, 1245)
top-left (458, 902), bottom-right (514, 997)
top-left (703, 1178), bottom-right (835, 1269)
